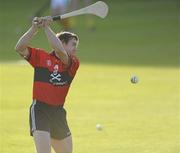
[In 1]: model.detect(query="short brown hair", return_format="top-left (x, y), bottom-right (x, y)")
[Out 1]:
top-left (56, 31), bottom-right (79, 44)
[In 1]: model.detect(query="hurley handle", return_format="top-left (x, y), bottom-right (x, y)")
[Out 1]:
top-left (52, 16), bottom-right (62, 21)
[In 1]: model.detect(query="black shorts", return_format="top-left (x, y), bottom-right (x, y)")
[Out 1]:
top-left (29, 100), bottom-right (71, 140)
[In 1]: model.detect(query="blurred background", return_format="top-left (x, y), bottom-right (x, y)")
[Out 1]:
top-left (0, 0), bottom-right (179, 66)
top-left (0, 0), bottom-right (180, 153)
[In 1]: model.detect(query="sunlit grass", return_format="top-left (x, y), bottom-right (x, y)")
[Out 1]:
top-left (0, 62), bottom-right (179, 153)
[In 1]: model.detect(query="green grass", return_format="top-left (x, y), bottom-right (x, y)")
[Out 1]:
top-left (0, 63), bottom-right (180, 153)
top-left (0, 0), bottom-right (180, 152)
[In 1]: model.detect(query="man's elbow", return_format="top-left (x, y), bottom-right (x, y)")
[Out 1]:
top-left (56, 51), bottom-right (69, 65)
top-left (14, 44), bottom-right (25, 53)
top-left (62, 58), bottom-right (69, 65)
top-left (61, 54), bottom-right (69, 65)
top-left (14, 44), bottom-right (20, 52)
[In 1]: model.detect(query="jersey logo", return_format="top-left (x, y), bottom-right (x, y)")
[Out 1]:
top-left (50, 73), bottom-right (61, 81)
top-left (46, 60), bottom-right (51, 67)
top-left (49, 64), bottom-right (67, 86)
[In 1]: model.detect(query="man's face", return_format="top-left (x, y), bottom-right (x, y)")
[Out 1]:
top-left (63, 38), bottom-right (78, 55)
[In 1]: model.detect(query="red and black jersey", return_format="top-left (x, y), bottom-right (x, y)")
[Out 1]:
top-left (26, 47), bottom-right (80, 106)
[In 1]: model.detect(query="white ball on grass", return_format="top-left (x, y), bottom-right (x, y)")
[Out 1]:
top-left (96, 124), bottom-right (103, 131)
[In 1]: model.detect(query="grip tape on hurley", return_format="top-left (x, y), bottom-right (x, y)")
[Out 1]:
top-left (52, 16), bottom-right (61, 21)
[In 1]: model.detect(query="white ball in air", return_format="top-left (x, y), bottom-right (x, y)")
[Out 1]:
top-left (131, 75), bottom-right (138, 84)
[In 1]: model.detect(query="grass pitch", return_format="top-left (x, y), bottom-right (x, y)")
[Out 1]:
top-left (0, 63), bottom-right (179, 153)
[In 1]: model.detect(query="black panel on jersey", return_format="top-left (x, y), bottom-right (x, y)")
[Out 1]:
top-left (34, 67), bottom-right (73, 85)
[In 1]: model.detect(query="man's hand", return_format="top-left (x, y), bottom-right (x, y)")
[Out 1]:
top-left (42, 16), bottom-right (53, 27)
top-left (32, 16), bottom-right (53, 29)
top-left (32, 17), bottom-right (42, 29)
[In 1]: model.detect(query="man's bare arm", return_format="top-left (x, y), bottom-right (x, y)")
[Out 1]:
top-left (44, 26), bottom-right (69, 65)
top-left (15, 17), bottom-right (40, 58)
top-left (43, 16), bottom-right (69, 65)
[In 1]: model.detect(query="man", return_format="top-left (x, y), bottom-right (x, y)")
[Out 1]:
top-left (15, 16), bottom-right (80, 153)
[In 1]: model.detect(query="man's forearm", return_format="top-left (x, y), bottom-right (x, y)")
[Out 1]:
top-left (44, 26), bottom-right (69, 64)
top-left (15, 26), bottom-right (38, 51)
top-left (44, 26), bottom-right (65, 53)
